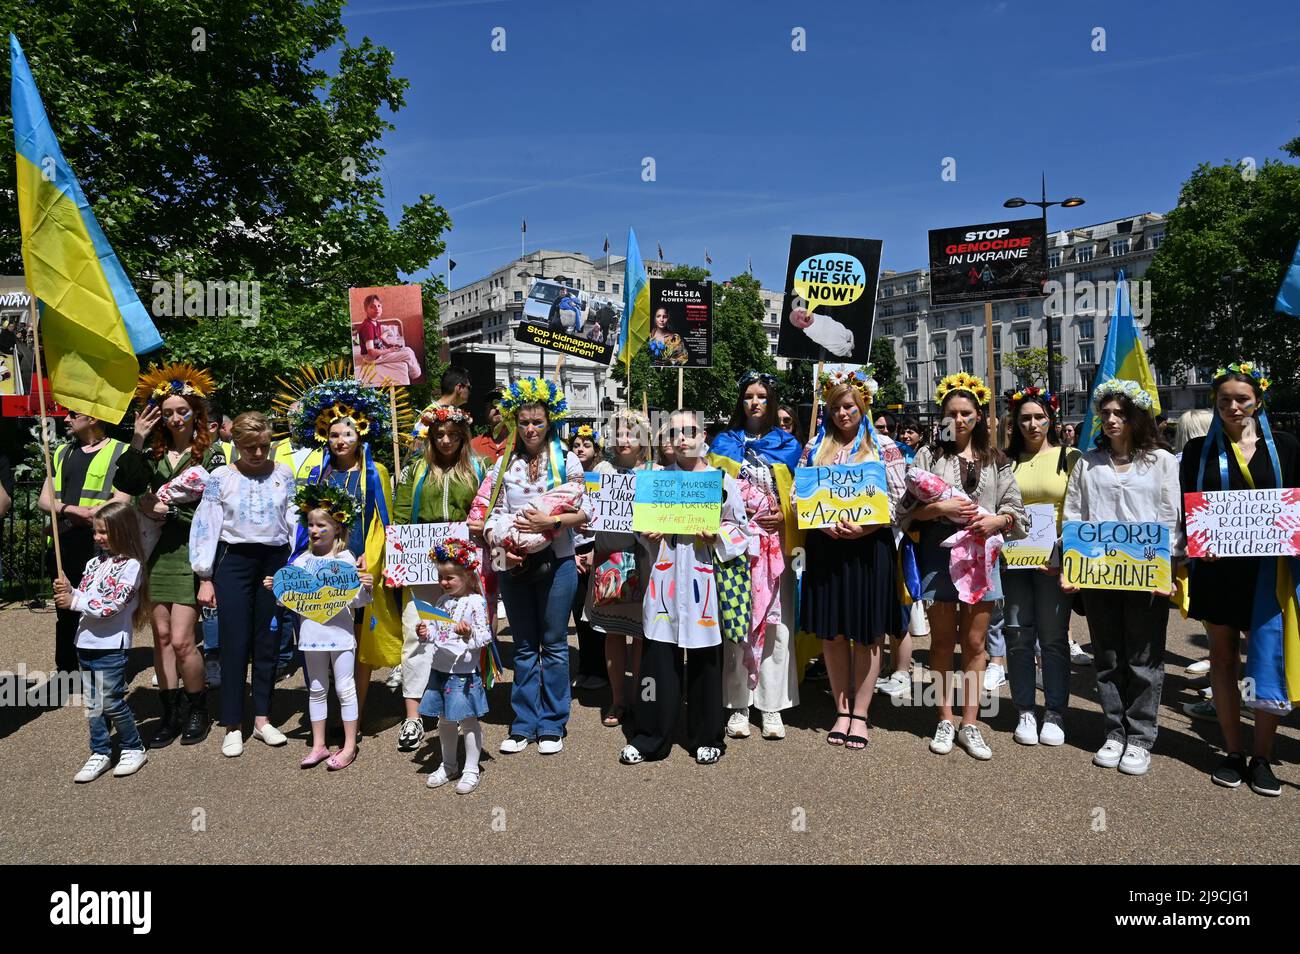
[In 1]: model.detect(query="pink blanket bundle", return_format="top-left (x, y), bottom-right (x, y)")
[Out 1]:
top-left (737, 479), bottom-right (784, 689)
top-left (483, 480), bottom-right (584, 555)
top-left (139, 465), bottom-right (211, 557)
top-left (905, 465), bottom-right (1003, 604)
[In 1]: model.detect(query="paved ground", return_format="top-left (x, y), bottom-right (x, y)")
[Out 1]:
top-left (1, 602), bottom-right (1296, 865)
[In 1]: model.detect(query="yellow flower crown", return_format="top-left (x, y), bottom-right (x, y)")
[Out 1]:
top-left (935, 372), bottom-right (991, 407)
top-left (818, 367), bottom-right (877, 405)
top-left (1213, 361), bottom-right (1271, 394)
top-left (135, 362), bottom-right (215, 408)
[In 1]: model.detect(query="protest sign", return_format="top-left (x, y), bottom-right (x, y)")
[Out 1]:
top-left (648, 279), bottom-right (712, 367)
top-left (273, 559), bottom-right (362, 624)
top-left (793, 462), bottom-right (890, 529)
top-left (383, 521), bottom-right (472, 586)
top-left (592, 471), bottom-right (636, 534)
top-left (1003, 503), bottom-right (1058, 568)
top-left (1062, 521), bottom-right (1171, 592)
top-left (927, 218), bottom-right (1048, 307)
top-left (777, 235), bottom-right (883, 364)
top-left (631, 470), bottom-right (723, 535)
top-left (1184, 488), bottom-right (1300, 558)
top-left (514, 278), bottom-right (619, 363)
top-left (349, 284), bottom-right (426, 385)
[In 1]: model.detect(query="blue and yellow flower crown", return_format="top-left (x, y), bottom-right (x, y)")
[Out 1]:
top-left (135, 362), bottom-right (215, 408)
top-left (273, 361), bottom-right (410, 448)
top-left (432, 537), bottom-right (480, 572)
top-left (497, 377), bottom-right (568, 424)
top-left (570, 423), bottom-right (600, 447)
top-left (1092, 378), bottom-right (1154, 412)
top-left (935, 372), bottom-right (991, 407)
top-left (1009, 385), bottom-right (1059, 413)
top-left (295, 483), bottom-right (360, 528)
top-left (1212, 361), bottom-right (1271, 394)
top-left (818, 366), bottom-right (877, 405)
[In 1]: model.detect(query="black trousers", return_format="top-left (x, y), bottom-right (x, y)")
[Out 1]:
top-left (572, 563), bottom-right (605, 679)
top-left (214, 542), bottom-right (290, 727)
top-left (49, 532), bottom-right (94, 674)
top-left (629, 639), bottom-right (725, 760)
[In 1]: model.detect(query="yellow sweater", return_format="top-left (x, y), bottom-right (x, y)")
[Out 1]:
top-left (1012, 445), bottom-right (1081, 529)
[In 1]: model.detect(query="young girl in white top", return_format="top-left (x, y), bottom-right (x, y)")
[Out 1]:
top-left (266, 484), bottom-right (373, 771)
top-left (54, 502), bottom-right (151, 783)
top-left (416, 539), bottom-right (493, 794)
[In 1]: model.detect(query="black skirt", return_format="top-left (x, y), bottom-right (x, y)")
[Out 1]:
top-left (800, 528), bottom-right (901, 644)
top-left (1187, 557), bottom-right (1258, 632)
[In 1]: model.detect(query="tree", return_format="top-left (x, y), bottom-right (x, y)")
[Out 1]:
top-left (1144, 158), bottom-right (1300, 402)
top-left (870, 337), bottom-right (906, 408)
top-left (1004, 347), bottom-right (1067, 390)
top-left (0, 0), bottom-right (450, 412)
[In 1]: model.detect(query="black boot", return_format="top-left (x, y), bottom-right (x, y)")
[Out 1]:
top-left (150, 688), bottom-right (184, 749)
top-left (180, 690), bottom-right (211, 744)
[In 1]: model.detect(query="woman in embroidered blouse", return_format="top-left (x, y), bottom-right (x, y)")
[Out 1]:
top-left (899, 374), bottom-right (1026, 762)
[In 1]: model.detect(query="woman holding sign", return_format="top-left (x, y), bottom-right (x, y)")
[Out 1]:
top-left (710, 371), bottom-right (805, 741)
top-left (570, 425), bottom-right (615, 693)
top-left (899, 373), bottom-right (1026, 761)
top-left (1003, 387), bottom-right (1081, 747)
top-left (392, 405), bottom-right (486, 753)
top-left (800, 371), bottom-right (907, 749)
top-left (1179, 364), bottom-right (1297, 796)
top-left (1063, 379), bottom-right (1182, 777)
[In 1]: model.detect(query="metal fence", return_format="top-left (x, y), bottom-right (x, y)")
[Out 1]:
top-left (1, 481), bottom-right (51, 607)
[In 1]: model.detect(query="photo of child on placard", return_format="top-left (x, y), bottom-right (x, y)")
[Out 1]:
top-left (349, 285), bottom-right (426, 386)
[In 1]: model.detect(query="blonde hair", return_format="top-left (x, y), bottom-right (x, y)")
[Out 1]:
top-left (1173, 408), bottom-right (1213, 453)
top-left (231, 411), bottom-right (272, 446)
top-left (814, 383), bottom-right (875, 466)
top-left (609, 410), bottom-right (651, 466)
top-left (437, 560), bottom-right (482, 595)
top-left (304, 507), bottom-right (348, 555)
top-left (92, 501), bottom-right (151, 629)
top-left (422, 417), bottom-right (477, 487)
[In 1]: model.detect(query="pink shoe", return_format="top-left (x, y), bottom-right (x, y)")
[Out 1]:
top-left (326, 748), bottom-right (357, 771)
top-left (300, 747), bottom-right (331, 769)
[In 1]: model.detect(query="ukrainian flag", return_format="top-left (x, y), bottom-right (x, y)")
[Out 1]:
top-left (1079, 269), bottom-right (1160, 447)
top-left (10, 34), bottom-right (163, 423)
top-left (615, 227), bottom-right (650, 367)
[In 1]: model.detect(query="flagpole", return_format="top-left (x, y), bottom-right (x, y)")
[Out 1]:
top-left (28, 295), bottom-right (64, 582)
top-left (389, 385), bottom-right (402, 481)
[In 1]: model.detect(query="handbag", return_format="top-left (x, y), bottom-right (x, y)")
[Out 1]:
top-left (714, 554), bottom-right (752, 644)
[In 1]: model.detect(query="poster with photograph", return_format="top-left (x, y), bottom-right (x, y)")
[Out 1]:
top-left (648, 279), bottom-right (712, 367)
top-left (514, 278), bottom-right (619, 364)
top-left (927, 218), bottom-right (1048, 307)
top-left (776, 235), bottom-right (883, 364)
top-left (349, 285), bottom-right (426, 386)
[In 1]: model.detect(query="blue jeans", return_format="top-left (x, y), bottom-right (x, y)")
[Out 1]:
top-left (272, 606), bottom-right (299, 671)
top-left (78, 648), bottom-right (142, 754)
top-left (201, 607), bottom-right (220, 654)
top-left (1003, 570), bottom-right (1072, 713)
top-left (985, 600), bottom-right (1006, 656)
top-left (499, 556), bottom-right (577, 739)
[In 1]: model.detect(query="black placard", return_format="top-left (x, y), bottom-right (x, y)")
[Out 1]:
top-left (927, 217), bottom-right (1048, 307)
top-left (647, 279), bottom-right (712, 367)
top-left (776, 235), bottom-right (883, 364)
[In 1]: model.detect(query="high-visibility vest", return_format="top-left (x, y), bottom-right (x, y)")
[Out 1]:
top-left (52, 438), bottom-right (128, 507)
top-left (272, 440), bottom-right (324, 487)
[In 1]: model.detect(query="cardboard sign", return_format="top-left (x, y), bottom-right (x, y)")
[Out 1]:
top-left (1184, 488), bottom-right (1300, 558)
top-left (648, 279), bottom-right (712, 367)
top-left (383, 522), bottom-right (472, 586)
top-left (927, 218), bottom-right (1048, 307)
top-left (273, 559), bottom-right (362, 624)
top-left (514, 278), bottom-right (619, 364)
top-left (793, 462), bottom-right (891, 529)
top-left (1003, 503), bottom-right (1058, 568)
top-left (592, 471), bottom-right (636, 534)
top-left (776, 235), bottom-right (883, 364)
top-left (631, 470), bottom-right (723, 536)
top-left (1061, 521), bottom-right (1171, 592)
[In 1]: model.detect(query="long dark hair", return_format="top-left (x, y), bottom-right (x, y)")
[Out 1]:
top-left (1092, 393), bottom-right (1160, 461)
top-left (931, 389), bottom-right (1004, 467)
top-left (728, 375), bottom-right (780, 433)
top-left (1007, 397), bottom-right (1069, 474)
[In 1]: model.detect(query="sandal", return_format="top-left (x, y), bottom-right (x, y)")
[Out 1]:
top-left (827, 711), bottom-right (851, 746)
top-left (846, 714), bottom-right (870, 750)
top-left (602, 705), bottom-right (626, 728)
top-left (326, 748), bottom-right (358, 771)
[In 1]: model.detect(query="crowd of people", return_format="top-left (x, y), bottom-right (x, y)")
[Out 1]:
top-left (40, 358), bottom-right (1295, 798)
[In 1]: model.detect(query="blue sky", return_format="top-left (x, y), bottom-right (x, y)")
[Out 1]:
top-left (340, 0), bottom-right (1300, 290)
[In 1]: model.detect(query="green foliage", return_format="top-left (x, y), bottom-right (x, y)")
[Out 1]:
top-left (1004, 346), bottom-right (1067, 389)
top-left (0, 0), bottom-right (450, 414)
top-left (1144, 159), bottom-right (1300, 402)
top-left (870, 337), bottom-right (906, 407)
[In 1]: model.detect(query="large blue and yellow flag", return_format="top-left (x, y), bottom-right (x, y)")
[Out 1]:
top-left (1079, 269), bottom-right (1160, 447)
top-left (10, 34), bottom-right (163, 422)
top-left (1276, 238), bottom-right (1300, 317)
top-left (615, 227), bottom-right (650, 368)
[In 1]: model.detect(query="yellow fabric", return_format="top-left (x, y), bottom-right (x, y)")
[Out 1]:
top-left (357, 460), bottom-right (402, 668)
top-left (1279, 559), bottom-right (1300, 703)
top-left (52, 439), bottom-right (125, 504)
top-left (1012, 445), bottom-right (1080, 530)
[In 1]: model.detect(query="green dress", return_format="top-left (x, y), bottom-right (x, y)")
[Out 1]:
top-left (114, 443), bottom-right (227, 605)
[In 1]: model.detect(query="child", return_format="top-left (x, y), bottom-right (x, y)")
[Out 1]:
top-left (416, 538), bottom-right (492, 794)
top-left (266, 485), bottom-right (372, 771)
top-left (53, 502), bottom-right (151, 783)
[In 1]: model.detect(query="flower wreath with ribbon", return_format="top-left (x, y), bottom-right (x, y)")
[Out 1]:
top-left (1212, 361), bottom-right (1272, 398)
top-left (1008, 385), bottom-right (1059, 414)
top-left (294, 482), bottom-right (360, 528)
top-left (135, 362), bottom-right (216, 409)
top-left (417, 404), bottom-right (474, 430)
top-left (1092, 378), bottom-right (1154, 412)
top-left (497, 376), bottom-right (569, 425)
top-left (934, 372), bottom-right (992, 407)
top-left (432, 537), bottom-right (481, 573)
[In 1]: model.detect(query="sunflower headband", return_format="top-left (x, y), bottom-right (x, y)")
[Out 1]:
top-left (294, 483), bottom-right (360, 528)
top-left (935, 372), bottom-right (991, 407)
top-left (1092, 378), bottom-right (1154, 412)
top-left (818, 367), bottom-right (877, 405)
top-left (432, 537), bottom-right (480, 572)
top-left (135, 363), bottom-right (215, 408)
top-left (571, 423), bottom-right (600, 447)
top-left (1212, 361), bottom-right (1271, 394)
top-left (497, 377), bottom-right (568, 424)
top-left (418, 404), bottom-right (474, 430)
top-left (293, 379), bottom-right (392, 447)
top-left (1009, 385), bottom-right (1059, 413)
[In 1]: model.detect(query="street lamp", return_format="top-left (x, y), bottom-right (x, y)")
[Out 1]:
top-left (1003, 174), bottom-right (1086, 397)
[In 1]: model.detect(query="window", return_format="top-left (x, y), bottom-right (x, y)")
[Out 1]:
top-left (934, 358), bottom-right (948, 378)
top-left (880, 304), bottom-right (894, 317)
top-left (960, 355), bottom-right (974, 374)
top-left (514, 291), bottom-right (523, 301)
top-left (907, 382), bottom-right (918, 403)
top-left (1078, 318), bottom-right (1094, 340)
top-left (993, 329), bottom-right (1001, 350)
top-left (1076, 245), bottom-right (1095, 263)
top-left (959, 309), bottom-right (973, 326)
top-left (932, 314), bottom-right (947, 329)
top-left (1079, 343), bottom-right (1095, 365)
top-left (906, 300), bottom-right (918, 313)
top-left (1149, 232), bottom-right (1165, 249)
top-left (906, 361), bottom-right (918, 379)
top-left (932, 337), bottom-right (948, 357)
top-left (597, 280), bottom-right (606, 292)
top-left (1015, 325), bottom-right (1030, 349)
top-left (1110, 238), bottom-right (1130, 256)
top-left (1050, 319), bottom-right (1061, 343)
top-left (1048, 250), bottom-right (1061, 268)
top-left (613, 283), bottom-right (620, 294)
top-left (904, 339), bottom-right (918, 360)
top-left (958, 333), bottom-right (972, 354)
top-left (882, 322), bottom-right (894, 337)
top-left (994, 354), bottom-right (1002, 374)
top-left (882, 285), bottom-right (894, 298)
top-left (1077, 270), bottom-right (1094, 283)
top-left (905, 278), bottom-right (918, 293)
top-left (906, 318), bottom-right (917, 332)
top-left (1015, 302), bottom-right (1030, 318)
top-left (770, 312), bottom-right (778, 321)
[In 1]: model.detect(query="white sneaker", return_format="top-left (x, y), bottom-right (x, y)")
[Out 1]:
top-left (426, 763), bottom-right (459, 788)
top-left (499, 735), bottom-right (530, 754)
top-left (695, 746), bottom-right (722, 765)
top-left (455, 771), bottom-right (481, 794)
top-left (1069, 640), bottom-right (1092, 665)
top-left (726, 709), bottom-right (751, 739)
top-left (1118, 745), bottom-right (1151, 776)
top-left (221, 730), bottom-right (244, 757)
top-left (385, 667), bottom-right (403, 689)
top-left (957, 724), bottom-right (993, 760)
top-left (74, 753), bottom-right (112, 783)
top-left (876, 670), bottom-right (911, 697)
top-left (1038, 712), bottom-right (1065, 746)
top-left (983, 662), bottom-right (1007, 692)
top-left (929, 719), bottom-right (956, 754)
top-left (760, 710), bottom-right (785, 740)
top-left (397, 718), bottom-right (425, 752)
top-left (252, 723), bottom-right (288, 746)
top-left (1014, 710), bottom-right (1039, 745)
top-left (1093, 739), bottom-right (1124, 768)
top-left (537, 737), bottom-right (564, 755)
top-left (113, 748), bottom-right (148, 777)
top-left (1185, 658), bottom-right (1211, 675)
top-left (618, 744), bottom-right (645, 765)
